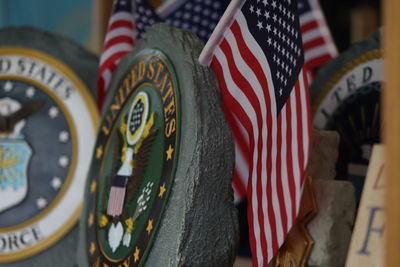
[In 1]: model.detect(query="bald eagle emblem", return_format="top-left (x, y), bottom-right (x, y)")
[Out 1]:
top-left (100, 92), bottom-right (159, 252)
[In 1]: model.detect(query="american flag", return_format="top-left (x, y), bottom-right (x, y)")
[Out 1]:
top-left (298, 0), bottom-right (337, 71)
top-left (133, 0), bottom-right (230, 43)
top-left (199, 0), bottom-right (311, 265)
top-left (98, 0), bottom-right (136, 109)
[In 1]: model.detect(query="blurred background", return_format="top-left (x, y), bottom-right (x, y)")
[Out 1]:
top-left (0, 0), bottom-right (383, 264)
top-left (0, 0), bottom-right (382, 55)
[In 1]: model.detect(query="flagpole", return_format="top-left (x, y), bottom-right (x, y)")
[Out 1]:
top-left (383, 0), bottom-right (400, 266)
top-left (198, 0), bottom-right (245, 66)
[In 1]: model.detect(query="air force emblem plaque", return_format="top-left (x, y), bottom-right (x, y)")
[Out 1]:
top-left (0, 27), bottom-right (99, 265)
top-left (79, 24), bottom-right (238, 267)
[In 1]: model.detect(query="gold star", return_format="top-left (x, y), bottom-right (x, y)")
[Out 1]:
top-left (158, 183), bottom-right (166, 198)
top-left (88, 213), bottom-right (94, 227)
top-left (90, 180), bottom-right (97, 193)
top-left (96, 145), bottom-right (103, 159)
top-left (166, 145), bottom-right (174, 160)
top-left (89, 242), bottom-right (96, 255)
top-left (133, 247), bottom-right (140, 262)
top-left (146, 219), bottom-right (153, 234)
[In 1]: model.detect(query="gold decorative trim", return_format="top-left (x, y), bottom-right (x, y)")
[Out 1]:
top-left (271, 176), bottom-right (318, 267)
top-left (312, 49), bottom-right (382, 114)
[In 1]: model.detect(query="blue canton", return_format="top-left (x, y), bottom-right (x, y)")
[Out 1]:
top-left (242, 0), bottom-right (304, 112)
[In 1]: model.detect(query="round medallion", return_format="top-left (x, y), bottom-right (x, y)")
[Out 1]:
top-left (311, 31), bottom-right (382, 197)
top-left (85, 49), bottom-right (180, 266)
top-left (0, 47), bottom-right (98, 262)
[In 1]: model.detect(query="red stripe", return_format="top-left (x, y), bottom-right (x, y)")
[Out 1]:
top-left (103, 36), bottom-right (135, 52)
top-left (232, 20), bottom-right (282, 260)
top-left (108, 20), bottom-right (134, 31)
top-left (300, 20), bottom-right (319, 33)
top-left (275, 114), bottom-right (288, 236)
top-left (98, 77), bottom-right (105, 110)
top-left (303, 36), bottom-right (326, 51)
top-left (99, 50), bottom-right (131, 74)
top-left (285, 95), bottom-right (297, 224)
top-left (226, 23), bottom-right (271, 263)
top-left (223, 103), bottom-right (250, 198)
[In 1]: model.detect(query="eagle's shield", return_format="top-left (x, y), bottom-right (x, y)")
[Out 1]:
top-left (0, 140), bottom-right (32, 212)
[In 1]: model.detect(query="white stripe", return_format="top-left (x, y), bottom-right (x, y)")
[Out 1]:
top-left (104, 27), bottom-right (135, 44)
top-left (234, 112), bottom-right (250, 147)
top-left (225, 25), bottom-right (270, 208)
top-left (289, 87), bottom-right (301, 215)
top-left (232, 114), bottom-right (250, 203)
top-left (215, 46), bottom-right (265, 265)
top-left (102, 68), bottom-right (112, 89)
top-left (237, 11), bottom-right (282, 263)
top-left (279, 105), bottom-right (293, 232)
top-left (304, 44), bottom-right (336, 62)
top-left (302, 27), bottom-right (331, 43)
top-left (299, 11), bottom-right (323, 25)
top-left (232, 183), bottom-right (241, 203)
top-left (108, 12), bottom-right (134, 25)
top-left (299, 71), bottom-right (310, 169)
top-left (234, 140), bottom-right (249, 191)
top-left (100, 43), bottom-right (133, 65)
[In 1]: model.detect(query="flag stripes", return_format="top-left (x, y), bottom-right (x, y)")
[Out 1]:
top-left (209, 9), bottom-right (311, 265)
top-left (98, 0), bottom-right (136, 108)
top-left (299, 0), bottom-right (337, 70)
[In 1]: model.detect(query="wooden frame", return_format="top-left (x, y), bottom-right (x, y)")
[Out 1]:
top-left (384, 0), bottom-right (400, 266)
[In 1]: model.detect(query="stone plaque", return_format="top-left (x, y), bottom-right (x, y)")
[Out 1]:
top-left (77, 24), bottom-right (238, 267)
top-left (311, 31), bottom-right (382, 200)
top-left (345, 145), bottom-right (385, 266)
top-left (0, 27), bottom-right (99, 265)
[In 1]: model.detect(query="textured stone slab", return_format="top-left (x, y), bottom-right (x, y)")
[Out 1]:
top-left (307, 179), bottom-right (356, 267)
top-left (308, 130), bottom-right (340, 180)
top-left (77, 24), bottom-right (239, 267)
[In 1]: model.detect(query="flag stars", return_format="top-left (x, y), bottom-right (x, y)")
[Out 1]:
top-left (257, 21), bottom-right (263, 30)
top-left (264, 11), bottom-right (270, 20)
top-left (267, 37), bottom-right (272, 46)
top-left (262, 0), bottom-right (268, 6)
top-left (272, 1), bottom-right (277, 9)
top-left (256, 8), bottom-right (261, 17)
top-left (249, 5), bottom-right (255, 13)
